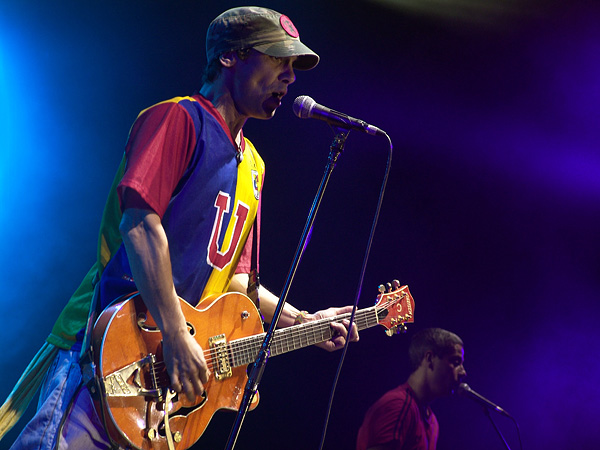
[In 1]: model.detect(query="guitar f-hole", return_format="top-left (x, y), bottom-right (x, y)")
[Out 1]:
top-left (155, 390), bottom-right (208, 441)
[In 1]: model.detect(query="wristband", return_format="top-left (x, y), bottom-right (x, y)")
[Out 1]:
top-left (294, 310), bottom-right (309, 325)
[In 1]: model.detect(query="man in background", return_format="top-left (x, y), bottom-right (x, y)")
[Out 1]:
top-left (357, 328), bottom-right (466, 450)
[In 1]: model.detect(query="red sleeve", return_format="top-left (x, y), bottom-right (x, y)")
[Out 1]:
top-left (118, 101), bottom-right (196, 217)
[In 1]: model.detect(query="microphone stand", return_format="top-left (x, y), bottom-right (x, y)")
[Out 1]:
top-left (483, 407), bottom-right (511, 450)
top-left (224, 127), bottom-right (351, 450)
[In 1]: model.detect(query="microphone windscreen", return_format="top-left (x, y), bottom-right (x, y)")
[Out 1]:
top-left (293, 95), bottom-right (315, 119)
top-left (458, 383), bottom-right (470, 394)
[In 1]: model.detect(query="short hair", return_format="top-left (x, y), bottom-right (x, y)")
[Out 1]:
top-left (408, 328), bottom-right (463, 371)
top-left (201, 48), bottom-right (252, 85)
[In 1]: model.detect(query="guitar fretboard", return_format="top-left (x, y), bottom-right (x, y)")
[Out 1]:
top-left (229, 305), bottom-right (381, 368)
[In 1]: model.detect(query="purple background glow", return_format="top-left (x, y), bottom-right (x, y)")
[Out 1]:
top-left (1, 1), bottom-right (598, 449)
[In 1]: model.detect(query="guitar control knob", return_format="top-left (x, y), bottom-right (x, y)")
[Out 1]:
top-left (173, 431), bottom-right (182, 443)
top-left (147, 428), bottom-right (157, 440)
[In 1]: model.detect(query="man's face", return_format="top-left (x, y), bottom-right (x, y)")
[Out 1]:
top-left (431, 344), bottom-right (466, 397)
top-left (229, 49), bottom-right (298, 120)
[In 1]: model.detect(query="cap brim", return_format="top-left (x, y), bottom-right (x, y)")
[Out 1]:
top-left (253, 40), bottom-right (319, 70)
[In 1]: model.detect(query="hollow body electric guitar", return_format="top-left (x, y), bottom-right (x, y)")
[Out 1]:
top-left (91, 281), bottom-right (415, 450)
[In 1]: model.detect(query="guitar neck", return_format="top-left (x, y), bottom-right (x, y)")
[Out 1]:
top-left (229, 306), bottom-right (379, 368)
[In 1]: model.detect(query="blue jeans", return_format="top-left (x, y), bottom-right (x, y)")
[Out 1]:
top-left (9, 349), bottom-right (113, 450)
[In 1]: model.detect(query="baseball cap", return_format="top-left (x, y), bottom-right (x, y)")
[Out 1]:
top-left (206, 6), bottom-right (319, 71)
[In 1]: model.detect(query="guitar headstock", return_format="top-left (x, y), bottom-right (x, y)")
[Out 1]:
top-left (375, 280), bottom-right (415, 336)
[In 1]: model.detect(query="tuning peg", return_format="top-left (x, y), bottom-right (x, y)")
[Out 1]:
top-left (392, 280), bottom-right (400, 289)
top-left (386, 282), bottom-right (392, 292)
top-left (378, 284), bottom-right (386, 294)
top-left (385, 323), bottom-right (408, 337)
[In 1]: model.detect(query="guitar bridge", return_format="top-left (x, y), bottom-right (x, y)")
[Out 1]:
top-left (209, 334), bottom-right (232, 380)
top-left (102, 354), bottom-right (161, 398)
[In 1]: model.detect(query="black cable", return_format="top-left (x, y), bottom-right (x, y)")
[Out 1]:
top-left (317, 132), bottom-right (393, 450)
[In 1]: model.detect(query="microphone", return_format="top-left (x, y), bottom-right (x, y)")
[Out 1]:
top-left (458, 383), bottom-right (512, 418)
top-left (293, 95), bottom-right (385, 136)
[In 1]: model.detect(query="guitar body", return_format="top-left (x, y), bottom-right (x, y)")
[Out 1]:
top-left (92, 292), bottom-right (263, 450)
top-left (91, 281), bottom-right (415, 450)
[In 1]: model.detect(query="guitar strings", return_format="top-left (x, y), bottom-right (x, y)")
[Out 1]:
top-left (147, 297), bottom-right (401, 388)
top-left (200, 303), bottom-right (387, 367)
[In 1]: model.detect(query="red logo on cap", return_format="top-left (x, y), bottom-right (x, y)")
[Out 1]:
top-left (280, 15), bottom-right (299, 38)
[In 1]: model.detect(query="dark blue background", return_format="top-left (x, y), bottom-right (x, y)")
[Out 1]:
top-left (1, 1), bottom-right (599, 449)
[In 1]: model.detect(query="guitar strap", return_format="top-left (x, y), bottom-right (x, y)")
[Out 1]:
top-left (246, 219), bottom-right (263, 322)
top-left (79, 270), bottom-right (100, 387)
